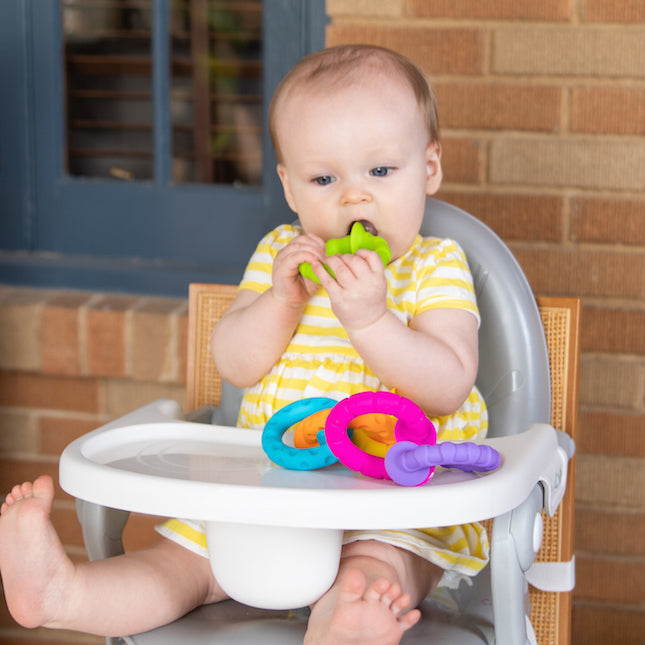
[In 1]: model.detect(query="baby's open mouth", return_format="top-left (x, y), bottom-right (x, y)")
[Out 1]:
top-left (350, 220), bottom-right (378, 236)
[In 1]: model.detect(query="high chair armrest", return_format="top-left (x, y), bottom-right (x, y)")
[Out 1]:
top-left (490, 430), bottom-right (575, 645)
top-left (542, 430), bottom-right (575, 516)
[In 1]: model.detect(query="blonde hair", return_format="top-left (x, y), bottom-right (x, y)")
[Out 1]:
top-left (268, 44), bottom-right (440, 162)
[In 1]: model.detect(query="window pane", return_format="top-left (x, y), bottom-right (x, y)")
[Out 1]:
top-left (63, 0), bottom-right (154, 181)
top-left (171, 0), bottom-right (263, 185)
top-left (62, 0), bottom-right (263, 185)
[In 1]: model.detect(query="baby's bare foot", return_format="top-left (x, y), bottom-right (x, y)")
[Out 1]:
top-left (306, 568), bottom-right (420, 645)
top-left (0, 475), bottom-right (75, 629)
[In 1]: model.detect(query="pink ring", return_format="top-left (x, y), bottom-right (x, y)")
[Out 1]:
top-left (324, 392), bottom-right (436, 479)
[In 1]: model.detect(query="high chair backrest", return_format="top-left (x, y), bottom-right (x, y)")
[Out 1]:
top-left (184, 198), bottom-right (580, 645)
top-left (422, 198), bottom-right (552, 436)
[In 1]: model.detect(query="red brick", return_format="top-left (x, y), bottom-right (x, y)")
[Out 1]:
top-left (0, 409), bottom-right (37, 454)
top-left (577, 410), bottom-right (645, 458)
top-left (441, 137), bottom-right (483, 184)
top-left (407, 0), bottom-right (571, 20)
top-left (493, 28), bottom-right (645, 79)
top-left (572, 605), bottom-right (645, 645)
top-left (85, 295), bottom-right (137, 378)
top-left (491, 137), bottom-right (645, 191)
top-left (327, 1), bottom-right (402, 18)
top-left (581, 305), bottom-right (645, 355)
top-left (571, 87), bottom-right (645, 135)
top-left (0, 372), bottom-right (100, 414)
top-left (0, 458), bottom-right (60, 499)
top-left (584, 0), bottom-right (645, 22)
top-left (575, 555), bottom-right (645, 605)
top-left (578, 455), bottom-right (645, 515)
top-left (579, 356), bottom-right (642, 409)
top-left (575, 509), bottom-right (645, 556)
top-left (102, 380), bottom-right (186, 418)
top-left (571, 197), bottom-right (645, 246)
top-left (326, 25), bottom-right (486, 75)
top-left (41, 295), bottom-right (89, 376)
top-left (436, 83), bottom-right (561, 132)
top-left (438, 191), bottom-right (565, 242)
top-left (39, 416), bottom-right (104, 456)
top-left (129, 298), bottom-right (183, 383)
top-left (0, 289), bottom-right (47, 371)
top-left (510, 247), bottom-right (645, 298)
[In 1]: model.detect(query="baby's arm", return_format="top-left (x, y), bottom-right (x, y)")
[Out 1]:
top-left (314, 250), bottom-right (478, 417)
top-left (211, 233), bottom-right (324, 387)
top-left (348, 307), bottom-right (479, 416)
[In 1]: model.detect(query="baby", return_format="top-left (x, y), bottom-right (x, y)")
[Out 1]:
top-left (0, 45), bottom-right (487, 645)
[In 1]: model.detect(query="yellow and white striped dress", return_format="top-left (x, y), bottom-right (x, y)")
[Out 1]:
top-left (158, 224), bottom-right (490, 581)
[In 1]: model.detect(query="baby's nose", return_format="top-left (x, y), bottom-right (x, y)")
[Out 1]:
top-left (341, 183), bottom-right (371, 205)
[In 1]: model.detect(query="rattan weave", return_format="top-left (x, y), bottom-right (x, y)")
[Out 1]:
top-left (529, 298), bottom-right (580, 645)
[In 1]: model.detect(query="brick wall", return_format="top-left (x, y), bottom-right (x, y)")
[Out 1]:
top-left (1, 1), bottom-right (644, 643)
top-left (0, 288), bottom-right (187, 643)
top-left (327, 1), bottom-right (645, 643)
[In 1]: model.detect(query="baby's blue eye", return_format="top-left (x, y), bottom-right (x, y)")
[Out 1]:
top-left (370, 167), bottom-right (392, 177)
top-left (313, 176), bottom-right (334, 186)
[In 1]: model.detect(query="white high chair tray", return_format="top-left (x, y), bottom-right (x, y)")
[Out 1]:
top-left (59, 399), bottom-right (559, 530)
top-left (60, 399), bottom-right (563, 608)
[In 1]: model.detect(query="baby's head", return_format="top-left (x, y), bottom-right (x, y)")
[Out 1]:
top-left (269, 44), bottom-right (440, 164)
top-left (269, 45), bottom-right (443, 260)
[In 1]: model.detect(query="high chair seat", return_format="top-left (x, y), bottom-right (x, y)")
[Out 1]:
top-left (64, 198), bottom-right (580, 645)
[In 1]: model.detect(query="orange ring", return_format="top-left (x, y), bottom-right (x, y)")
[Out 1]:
top-left (293, 410), bottom-right (397, 456)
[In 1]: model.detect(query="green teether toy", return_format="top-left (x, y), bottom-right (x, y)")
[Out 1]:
top-left (299, 221), bottom-right (391, 284)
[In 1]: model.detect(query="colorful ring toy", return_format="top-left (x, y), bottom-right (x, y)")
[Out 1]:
top-left (293, 409), bottom-right (333, 449)
top-left (324, 391), bottom-right (437, 480)
top-left (261, 397), bottom-right (338, 470)
top-left (294, 410), bottom-right (396, 459)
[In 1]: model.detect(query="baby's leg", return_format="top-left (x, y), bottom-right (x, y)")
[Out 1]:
top-left (305, 540), bottom-right (442, 645)
top-left (0, 476), bottom-right (227, 637)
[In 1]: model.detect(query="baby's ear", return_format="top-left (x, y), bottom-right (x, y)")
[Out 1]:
top-left (425, 143), bottom-right (443, 195)
top-left (277, 163), bottom-right (297, 212)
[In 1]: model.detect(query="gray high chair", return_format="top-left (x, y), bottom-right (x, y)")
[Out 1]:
top-left (63, 198), bottom-right (580, 645)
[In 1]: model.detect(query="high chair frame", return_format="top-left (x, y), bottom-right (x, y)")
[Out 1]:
top-left (66, 199), bottom-right (580, 645)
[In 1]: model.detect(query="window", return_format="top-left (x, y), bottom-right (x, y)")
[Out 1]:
top-left (0, 0), bottom-right (325, 295)
top-left (64, 0), bottom-right (263, 185)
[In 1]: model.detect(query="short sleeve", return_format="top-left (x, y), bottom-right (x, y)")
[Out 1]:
top-left (238, 224), bottom-right (301, 294)
top-left (415, 238), bottom-right (480, 325)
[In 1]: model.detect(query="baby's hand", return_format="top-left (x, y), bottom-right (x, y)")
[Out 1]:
top-left (272, 234), bottom-right (326, 307)
top-left (313, 249), bottom-right (388, 330)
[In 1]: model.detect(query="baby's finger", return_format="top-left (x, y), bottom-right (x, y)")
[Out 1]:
top-left (310, 258), bottom-right (338, 288)
top-left (353, 247), bottom-right (386, 271)
top-left (324, 254), bottom-right (363, 280)
top-left (293, 232), bottom-right (326, 254)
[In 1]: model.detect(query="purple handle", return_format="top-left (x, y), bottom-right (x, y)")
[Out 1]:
top-left (385, 441), bottom-right (501, 487)
top-left (430, 442), bottom-right (500, 472)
